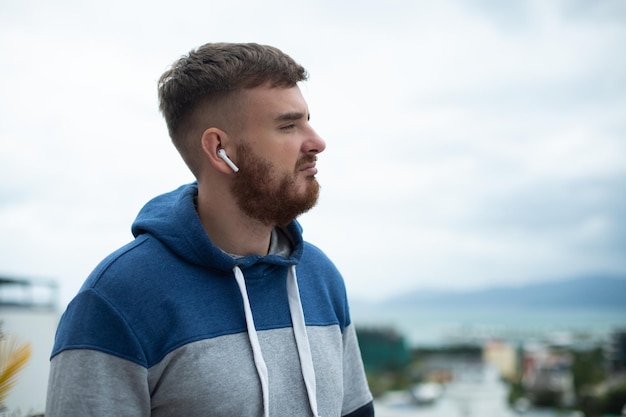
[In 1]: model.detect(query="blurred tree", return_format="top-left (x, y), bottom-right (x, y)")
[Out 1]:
top-left (357, 326), bottom-right (411, 396)
top-left (571, 347), bottom-right (607, 392)
top-left (357, 327), bottom-right (410, 373)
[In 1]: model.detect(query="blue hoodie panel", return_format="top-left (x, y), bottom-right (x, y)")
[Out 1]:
top-left (52, 287), bottom-right (146, 364)
top-left (297, 242), bottom-right (351, 329)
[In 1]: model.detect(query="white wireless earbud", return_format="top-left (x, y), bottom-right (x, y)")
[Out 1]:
top-left (217, 149), bottom-right (239, 172)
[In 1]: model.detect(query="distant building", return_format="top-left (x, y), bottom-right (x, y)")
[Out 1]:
top-left (606, 328), bottom-right (626, 373)
top-left (521, 343), bottom-right (575, 407)
top-left (0, 276), bottom-right (58, 310)
top-left (482, 339), bottom-right (519, 381)
top-left (1, 275), bottom-right (59, 414)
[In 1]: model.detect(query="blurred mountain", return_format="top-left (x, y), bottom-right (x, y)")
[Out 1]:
top-left (379, 275), bottom-right (626, 309)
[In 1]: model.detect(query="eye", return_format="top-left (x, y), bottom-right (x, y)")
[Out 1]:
top-left (280, 123), bottom-right (296, 131)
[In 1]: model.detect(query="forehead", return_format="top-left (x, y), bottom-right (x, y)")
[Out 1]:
top-left (239, 84), bottom-right (309, 121)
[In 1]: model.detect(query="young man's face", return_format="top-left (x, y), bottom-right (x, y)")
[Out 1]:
top-left (230, 84), bottom-right (326, 226)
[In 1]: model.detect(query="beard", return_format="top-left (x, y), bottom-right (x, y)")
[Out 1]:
top-left (231, 141), bottom-right (320, 226)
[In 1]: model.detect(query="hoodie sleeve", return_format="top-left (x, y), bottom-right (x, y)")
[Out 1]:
top-left (341, 323), bottom-right (375, 416)
top-left (46, 349), bottom-right (150, 417)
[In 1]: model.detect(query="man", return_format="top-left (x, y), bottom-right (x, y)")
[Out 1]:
top-left (46, 42), bottom-right (374, 416)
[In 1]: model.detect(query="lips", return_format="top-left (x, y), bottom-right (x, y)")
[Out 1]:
top-left (297, 156), bottom-right (318, 174)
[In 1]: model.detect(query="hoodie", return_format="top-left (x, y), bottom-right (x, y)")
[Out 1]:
top-left (46, 183), bottom-right (374, 417)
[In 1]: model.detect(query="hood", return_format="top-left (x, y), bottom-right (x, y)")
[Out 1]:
top-left (130, 183), bottom-right (304, 271)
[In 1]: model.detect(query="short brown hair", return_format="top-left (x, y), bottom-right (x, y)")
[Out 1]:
top-left (157, 43), bottom-right (308, 175)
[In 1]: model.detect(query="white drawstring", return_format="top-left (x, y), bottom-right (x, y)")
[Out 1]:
top-left (233, 266), bottom-right (270, 417)
top-left (232, 265), bottom-right (320, 417)
top-left (286, 265), bottom-right (321, 417)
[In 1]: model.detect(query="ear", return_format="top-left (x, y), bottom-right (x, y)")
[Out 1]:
top-left (201, 127), bottom-right (236, 174)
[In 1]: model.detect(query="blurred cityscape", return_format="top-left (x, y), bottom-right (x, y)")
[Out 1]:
top-left (358, 319), bottom-right (626, 417)
top-left (1, 275), bottom-right (625, 416)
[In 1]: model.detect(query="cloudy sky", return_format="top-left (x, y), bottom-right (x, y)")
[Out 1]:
top-left (1, 0), bottom-right (625, 308)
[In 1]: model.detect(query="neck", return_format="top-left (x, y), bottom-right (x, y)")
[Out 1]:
top-left (196, 182), bottom-right (274, 256)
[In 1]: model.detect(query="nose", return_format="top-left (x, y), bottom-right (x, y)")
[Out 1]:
top-left (304, 125), bottom-right (326, 155)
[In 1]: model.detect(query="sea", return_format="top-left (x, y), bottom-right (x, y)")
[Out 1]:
top-left (351, 303), bottom-right (626, 347)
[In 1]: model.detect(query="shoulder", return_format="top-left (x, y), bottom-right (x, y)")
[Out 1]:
top-left (51, 286), bottom-right (147, 365)
top-left (51, 236), bottom-right (161, 366)
top-left (297, 241), bottom-right (352, 330)
top-left (300, 241), bottom-right (340, 272)
top-left (299, 241), bottom-right (345, 291)
top-left (54, 234), bottom-right (233, 367)
top-left (82, 232), bottom-right (198, 301)
top-left (83, 234), bottom-right (166, 289)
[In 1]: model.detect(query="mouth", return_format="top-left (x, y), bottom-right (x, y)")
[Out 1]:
top-left (299, 164), bottom-right (318, 176)
top-left (298, 156), bottom-right (318, 175)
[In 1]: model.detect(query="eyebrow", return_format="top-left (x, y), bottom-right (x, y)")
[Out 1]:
top-left (275, 111), bottom-right (310, 122)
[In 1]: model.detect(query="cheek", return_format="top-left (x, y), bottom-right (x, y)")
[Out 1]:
top-left (277, 146), bottom-right (300, 169)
